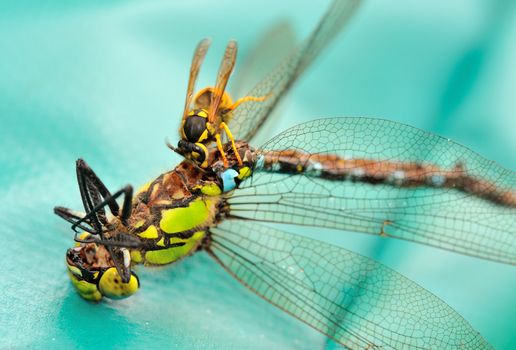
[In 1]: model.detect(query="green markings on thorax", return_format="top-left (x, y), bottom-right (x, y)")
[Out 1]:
top-left (160, 198), bottom-right (211, 233)
top-left (144, 231), bottom-right (206, 265)
top-left (131, 193), bottom-right (220, 265)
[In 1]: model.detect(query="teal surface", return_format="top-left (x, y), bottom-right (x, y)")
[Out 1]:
top-left (1, 1), bottom-right (515, 349)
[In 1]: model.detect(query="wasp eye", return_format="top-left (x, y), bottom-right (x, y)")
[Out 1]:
top-left (183, 115), bottom-right (207, 142)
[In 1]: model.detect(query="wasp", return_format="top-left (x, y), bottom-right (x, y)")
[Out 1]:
top-left (176, 39), bottom-right (267, 168)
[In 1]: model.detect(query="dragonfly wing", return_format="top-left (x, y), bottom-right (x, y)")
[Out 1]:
top-left (229, 0), bottom-right (361, 142)
top-left (227, 118), bottom-right (516, 265)
top-left (208, 220), bottom-right (493, 349)
top-left (231, 20), bottom-right (296, 98)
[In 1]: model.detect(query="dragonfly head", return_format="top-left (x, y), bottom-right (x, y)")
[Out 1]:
top-left (66, 234), bottom-right (140, 301)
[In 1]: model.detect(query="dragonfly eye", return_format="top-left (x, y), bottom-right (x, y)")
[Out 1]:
top-left (183, 110), bottom-right (209, 143)
top-left (98, 267), bottom-right (140, 300)
top-left (65, 244), bottom-right (140, 301)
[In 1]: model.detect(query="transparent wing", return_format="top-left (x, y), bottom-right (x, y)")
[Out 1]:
top-left (208, 220), bottom-right (493, 349)
top-left (229, 0), bottom-right (361, 141)
top-left (227, 118), bottom-right (516, 265)
top-left (232, 20), bottom-right (296, 97)
top-left (182, 38), bottom-right (211, 122)
top-left (208, 40), bottom-right (238, 123)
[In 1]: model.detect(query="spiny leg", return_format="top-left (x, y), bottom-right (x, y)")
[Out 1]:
top-left (120, 186), bottom-right (133, 225)
top-left (76, 159), bottom-right (121, 230)
top-left (74, 231), bottom-right (141, 248)
top-left (71, 185), bottom-right (133, 284)
top-left (72, 185), bottom-right (133, 232)
top-left (54, 206), bottom-right (97, 234)
top-left (77, 159), bottom-right (120, 215)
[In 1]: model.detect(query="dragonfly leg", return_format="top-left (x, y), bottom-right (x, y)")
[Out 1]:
top-left (119, 186), bottom-right (133, 225)
top-left (72, 185), bottom-right (134, 232)
top-left (76, 159), bottom-right (120, 220)
top-left (73, 231), bottom-right (142, 248)
top-left (220, 122), bottom-right (243, 165)
top-left (54, 206), bottom-right (97, 234)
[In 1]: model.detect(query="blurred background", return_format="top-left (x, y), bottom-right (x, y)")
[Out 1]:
top-left (0, 0), bottom-right (515, 349)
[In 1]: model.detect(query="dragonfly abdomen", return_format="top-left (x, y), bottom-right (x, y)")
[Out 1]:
top-left (255, 150), bottom-right (515, 206)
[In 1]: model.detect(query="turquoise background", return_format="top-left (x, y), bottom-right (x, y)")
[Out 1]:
top-left (1, 1), bottom-right (515, 349)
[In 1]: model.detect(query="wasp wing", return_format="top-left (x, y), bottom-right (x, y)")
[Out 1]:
top-left (181, 38), bottom-right (211, 125)
top-left (208, 220), bottom-right (493, 349)
top-left (208, 41), bottom-right (238, 123)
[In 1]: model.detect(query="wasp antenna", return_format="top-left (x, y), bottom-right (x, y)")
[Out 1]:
top-left (165, 138), bottom-right (178, 152)
top-left (166, 138), bottom-right (208, 174)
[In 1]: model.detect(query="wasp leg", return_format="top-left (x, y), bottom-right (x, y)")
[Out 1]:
top-left (220, 122), bottom-right (243, 165)
top-left (215, 133), bottom-right (229, 168)
top-left (225, 94), bottom-right (269, 113)
top-left (72, 185), bottom-right (133, 232)
top-left (76, 159), bottom-right (121, 230)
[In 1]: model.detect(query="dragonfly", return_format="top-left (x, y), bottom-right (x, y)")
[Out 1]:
top-left (53, 0), bottom-right (515, 349)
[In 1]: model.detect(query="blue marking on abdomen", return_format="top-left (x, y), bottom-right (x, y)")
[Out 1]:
top-left (221, 168), bottom-right (239, 192)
